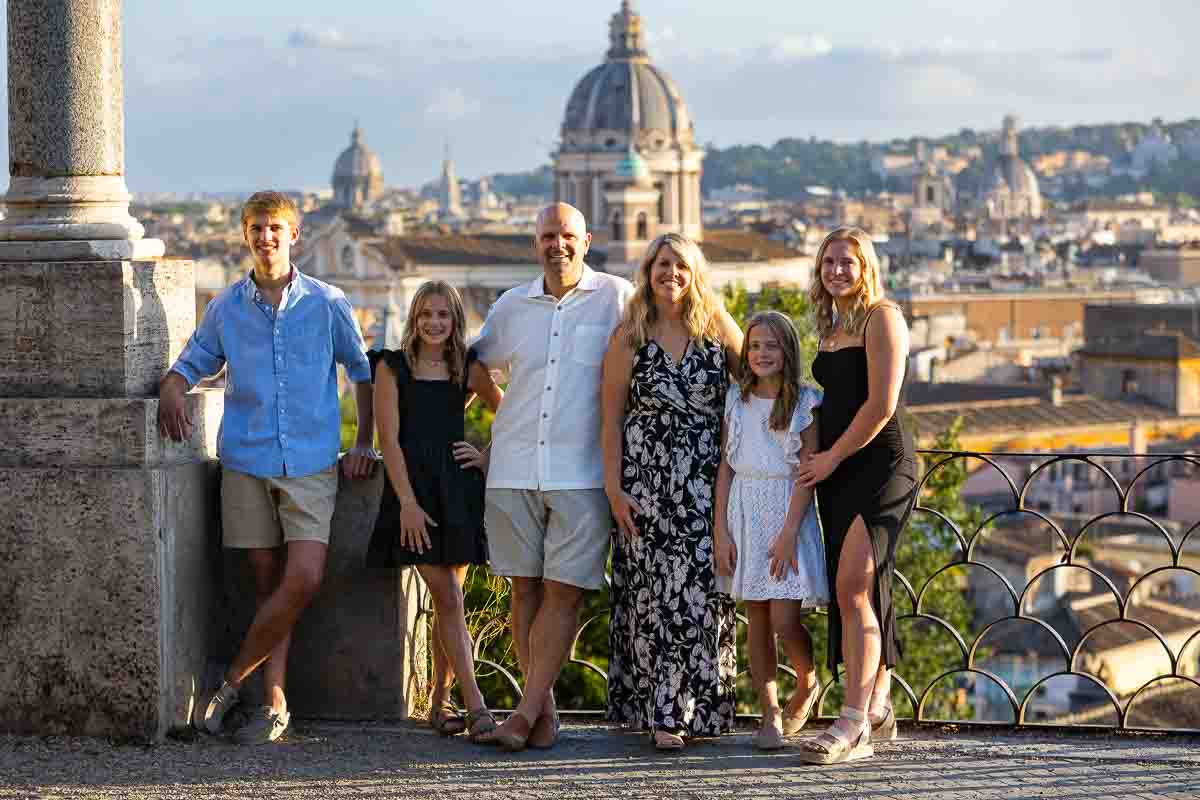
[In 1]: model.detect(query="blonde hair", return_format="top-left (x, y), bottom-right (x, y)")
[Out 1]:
top-left (400, 281), bottom-right (468, 386)
top-left (737, 311), bottom-right (803, 430)
top-left (240, 190), bottom-right (300, 229)
top-left (809, 226), bottom-right (887, 338)
top-left (620, 233), bottom-right (725, 349)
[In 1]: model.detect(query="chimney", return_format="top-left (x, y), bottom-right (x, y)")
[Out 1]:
top-left (1129, 421), bottom-right (1147, 455)
top-left (1050, 375), bottom-right (1063, 406)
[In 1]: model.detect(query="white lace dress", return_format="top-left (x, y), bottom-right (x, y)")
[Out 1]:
top-left (721, 386), bottom-right (830, 603)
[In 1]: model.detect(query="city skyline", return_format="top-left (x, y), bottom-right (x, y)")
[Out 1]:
top-left (0, 0), bottom-right (1195, 193)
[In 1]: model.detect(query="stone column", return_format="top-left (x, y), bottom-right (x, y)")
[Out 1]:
top-left (0, 0), bottom-right (218, 743)
top-left (0, 0), bottom-right (163, 260)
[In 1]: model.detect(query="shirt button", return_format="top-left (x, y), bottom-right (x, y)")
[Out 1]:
top-left (553, 332), bottom-right (559, 336)
top-left (542, 413), bottom-right (548, 418)
top-left (539, 440), bottom-right (545, 445)
top-left (550, 359), bottom-right (556, 364)
top-left (546, 386), bottom-right (552, 391)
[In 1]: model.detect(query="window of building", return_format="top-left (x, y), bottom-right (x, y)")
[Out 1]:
top-left (612, 211), bottom-right (622, 242)
top-left (637, 212), bottom-right (648, 240)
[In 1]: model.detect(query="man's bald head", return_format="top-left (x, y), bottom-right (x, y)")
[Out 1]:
top-left (533, 203), bottom-right (591, 298)
top-left (536, 202), bottom-right (587, 236)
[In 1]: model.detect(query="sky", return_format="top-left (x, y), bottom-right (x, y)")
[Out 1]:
top-left (0, 0), bottom-right (1197, 193)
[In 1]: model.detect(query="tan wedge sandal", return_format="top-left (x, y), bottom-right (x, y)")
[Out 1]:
top-left (796, 707), bottom-right (874, 765)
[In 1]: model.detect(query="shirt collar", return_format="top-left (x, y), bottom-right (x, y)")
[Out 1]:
top-left (241, 265), bottom-right (303, 300)
top-left (526, 264), bottom-right (602, 299)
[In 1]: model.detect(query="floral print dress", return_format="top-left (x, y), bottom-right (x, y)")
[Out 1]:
top-left (606, 338), bottom-right (737, 738)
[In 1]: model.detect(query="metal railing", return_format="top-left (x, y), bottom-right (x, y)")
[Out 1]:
top-left (433, 450), bottom-right (1200, 734)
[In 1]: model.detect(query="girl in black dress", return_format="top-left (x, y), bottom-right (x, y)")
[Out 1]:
top-left (368, 280), bottom-right (503, 742)
top-left (795, 227), bottom-right (917, 764)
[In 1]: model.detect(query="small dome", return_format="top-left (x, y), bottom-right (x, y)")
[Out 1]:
top-left (615, 149), bottom-right (652, 184)
top-left (333, 127), bottom-right (382, 181)
top-left (559, 3), bottom-right (695, 152)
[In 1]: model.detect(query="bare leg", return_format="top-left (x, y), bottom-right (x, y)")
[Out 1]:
top-left (828, 516), bottom-right (882, 742)
top-left (507, 577), bottom-right (557, 735)
top-left (745, 601), bottom-right (781, 728)
top-left (770, 600), bottom-right (818, 718)
top-left (418, 564), bottom-right (485, 713)
top-left (226, 540), bottom-right (327, 689)
top-left (492, 579), bottom-right (581, 744)
top-left (246, 549), bottom-right (291, 714)
top-left (869, 665), bottom-right (892, 723)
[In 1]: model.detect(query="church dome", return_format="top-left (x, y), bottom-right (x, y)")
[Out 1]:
top-left (559, 2), bottom-right (695, 154)
top-left (333, 127), bottom-right (382, 181)
top-left (990, 155), bottom-right (1039, 197)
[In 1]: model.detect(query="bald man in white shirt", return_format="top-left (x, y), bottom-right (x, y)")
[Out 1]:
top-left (473, 203), bottom-right (634, 750)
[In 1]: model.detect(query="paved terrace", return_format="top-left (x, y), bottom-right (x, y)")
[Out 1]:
top-left (2, 721), bottom-right (1198, 799)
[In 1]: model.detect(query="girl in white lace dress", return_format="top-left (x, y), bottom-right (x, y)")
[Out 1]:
top-left (714, 311), bottom-right (829, 750)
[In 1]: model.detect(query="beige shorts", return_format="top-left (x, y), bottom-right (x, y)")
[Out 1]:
top-left (485, 488), bottom-right (613, 590)
top-left (221, 466), bottom-right (338, 549)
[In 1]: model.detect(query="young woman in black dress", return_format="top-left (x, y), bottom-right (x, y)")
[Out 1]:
top-left (795, 227), bottom-right (916, 764)
top-left (368, 280), bottom-right (503, 742)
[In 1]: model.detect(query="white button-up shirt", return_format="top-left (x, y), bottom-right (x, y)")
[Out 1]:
top-left (473, 265), bottom-right (635, 491)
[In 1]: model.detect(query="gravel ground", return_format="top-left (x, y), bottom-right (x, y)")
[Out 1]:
top-left (2, 720), bottom-right (1199, 799)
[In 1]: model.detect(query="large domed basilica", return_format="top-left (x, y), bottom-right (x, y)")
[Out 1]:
top-left (554, 2), bottom-right (704, 264)
top-left (332, 126), bottom-right (384, 210)
top-left (982, 115), bottom-right (1042, 221)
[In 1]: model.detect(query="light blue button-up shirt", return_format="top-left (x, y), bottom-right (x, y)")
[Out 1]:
top-left (170, 269), bottom-right (372, 478)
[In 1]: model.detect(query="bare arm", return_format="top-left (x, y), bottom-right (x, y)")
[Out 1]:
top-left (454, 358), bottom-right (505, 472)
top-left (340, 380), bottom-right (376, 479)
top-left (798, 305), bottom-right (908, 489)
top-left (717, 308), bottom-right (745, 381)
top-left (466, 358), bottom-right (504, 412)
top-left (374, 361), bottom-right (436, 553)
top-left (602, 329), bottom-right (642, 538)
top-left (713, 421), bottom-right (737, 577)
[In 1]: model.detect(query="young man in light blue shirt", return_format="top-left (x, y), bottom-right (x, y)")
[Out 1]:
top-left (158, 191), bottom-right (375, 744)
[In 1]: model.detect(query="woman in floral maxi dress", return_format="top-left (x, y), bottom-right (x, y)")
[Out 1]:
top-left (601, 233), bottom-right (743, 750)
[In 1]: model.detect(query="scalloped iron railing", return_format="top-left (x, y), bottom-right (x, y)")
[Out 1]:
top-left (427, 450), bottom-right (1200, 734)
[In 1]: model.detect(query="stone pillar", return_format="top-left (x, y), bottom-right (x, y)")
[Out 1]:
top-left (0, 0), bottom-right (216, 742)
top-left (0, 0), bottom-right (163, 260)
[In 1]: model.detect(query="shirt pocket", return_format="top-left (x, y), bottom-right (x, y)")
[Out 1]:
top-left (570, 323), bottom-right (610, 366)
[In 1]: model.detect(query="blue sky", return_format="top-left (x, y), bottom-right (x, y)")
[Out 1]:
top-left (1, 1), bottom-right (1196, 193)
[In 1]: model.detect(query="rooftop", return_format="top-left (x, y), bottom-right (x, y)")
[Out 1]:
top-left (2, 722), bottom-right (1197, 799)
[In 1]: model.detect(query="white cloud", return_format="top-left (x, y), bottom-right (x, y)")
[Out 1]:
top-left (424, 87), bottom-right (482, 122)
top-left (287, 26), bottom-right (365, 51)
top-left (766, 34), bottom-right (833, 62)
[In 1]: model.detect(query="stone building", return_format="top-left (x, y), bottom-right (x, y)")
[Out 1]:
top-left (1078, 303), bottom-right (1200, 416)
top-left (439, 146), bottom-right (464, 219)
top-left (332, 126), bottom-right (384, 210)
top-left (1138, 245), bottom-right (1200, 286)
top-left (554, 1), bottom-right (704, 267)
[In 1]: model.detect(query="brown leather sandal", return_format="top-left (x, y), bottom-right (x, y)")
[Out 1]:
top-left (429, 702), bottom-right (466, 736)
top-left (465, 707), bottom-right (497, 743)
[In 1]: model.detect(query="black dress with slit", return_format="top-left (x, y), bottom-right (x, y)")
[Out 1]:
top-left (366, 349), bottom-right (487, 568)
top-left (811, 313), bottom-right (917, 675)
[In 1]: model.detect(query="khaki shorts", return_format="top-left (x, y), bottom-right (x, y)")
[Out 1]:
top-left (485, 488), bottom-right (612, 590)
top-left (221, 466), bottom-right (338, 549)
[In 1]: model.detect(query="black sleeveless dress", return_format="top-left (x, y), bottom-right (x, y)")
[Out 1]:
top-left (365, 349), bottom-right (487, 568)
top-left (811, 310), bottom-right (917, 675)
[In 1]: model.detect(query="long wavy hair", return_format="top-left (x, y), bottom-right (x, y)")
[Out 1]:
top-left (620, 233), bottom-right (725, 349)
top-left (737, 311), bottom-right (802, 431)
top-left (400, 280), bottom-right (468, 386)
top-left (809, 226), bottom-right (887, 338)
